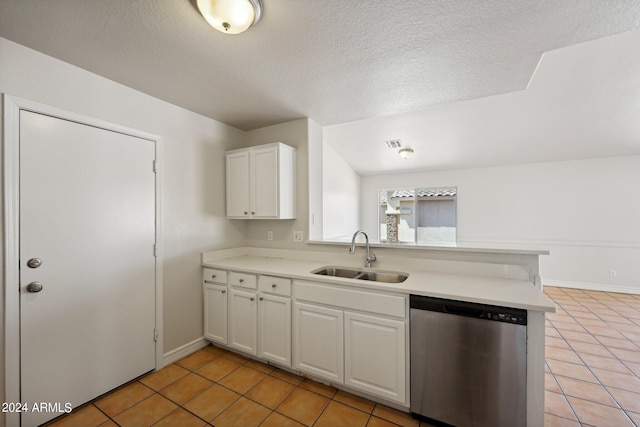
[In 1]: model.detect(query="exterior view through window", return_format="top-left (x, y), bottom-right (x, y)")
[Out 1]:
top-left (378, 187), bottom-right (457, 244)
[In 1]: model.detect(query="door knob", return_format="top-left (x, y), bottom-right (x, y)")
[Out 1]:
top-left (26, 281), bottom-right (43, 293)
top-left (27, 258), bottom-right (42, 268)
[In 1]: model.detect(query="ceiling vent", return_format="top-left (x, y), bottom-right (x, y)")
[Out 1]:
top-left (384, 139), bottom-right (402, 149)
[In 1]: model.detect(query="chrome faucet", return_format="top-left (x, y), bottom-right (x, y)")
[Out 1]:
top-left (349, 230), bottom-right (376, 268)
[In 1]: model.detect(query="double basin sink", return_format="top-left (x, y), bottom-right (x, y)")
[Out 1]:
top-left (312, 266), bottom-right (408, 283)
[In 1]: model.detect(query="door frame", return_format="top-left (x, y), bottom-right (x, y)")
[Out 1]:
top-left (2, 95), bottom-right (163, 425)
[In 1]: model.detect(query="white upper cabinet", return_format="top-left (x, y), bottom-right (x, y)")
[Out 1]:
top-left (226, 151), bottom-right (250, 218)
top-left (226, 143), bottom-right (296, 219)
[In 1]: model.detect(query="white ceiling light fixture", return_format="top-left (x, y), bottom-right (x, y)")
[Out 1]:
top-left (398, 148), bottom-right (414, 159)
top-left (196, 0), bottom-right (263, 35)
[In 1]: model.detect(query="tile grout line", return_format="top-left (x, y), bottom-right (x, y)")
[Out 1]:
top-left (548, 290), bottom-right (640, 426)
top-left (175, 352), bottom-right (385, 427)
top-left (543, 291), bottom-right (583, 425)
top-left (546, 292), bottom-right (596, 426)
top-left (181, 355), bottom-right (281, 426)
top-left (550, 297), bottom-right (624, 415)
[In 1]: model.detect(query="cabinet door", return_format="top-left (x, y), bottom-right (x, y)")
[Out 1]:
top-left (204, 284), bottom-right (227, 345)
top-left (344, 312), bottom-right (406, 404)
top-left (226, 151), bottom-right (250, 217)
top-left (258, 294), bottom-right (291, 366)
top-left (228, 288), bottom-right (257, 355)
top-left (251, 146), bottom-right (278, 218)
top-left (293, 302), bottom-right (343, 383)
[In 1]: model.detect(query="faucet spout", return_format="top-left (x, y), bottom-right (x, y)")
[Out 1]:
top-left (349, 230), bottom-right (377, 267)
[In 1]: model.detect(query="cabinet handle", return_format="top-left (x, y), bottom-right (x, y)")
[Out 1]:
top-left (250, 297), bottom-right (255, 301)
top-left (272, 283), bottom-right (277, 288)
top-left (251, 211), bottom-right (255, 214)
top-left (244, 211), bottom-right (248, 215)
top-left (211, 274), bottom-right (216, 279)
top-left (221, 290), bottom-right (226, 294)
top-left (259, 297), bottom-right (264, 301)
top-left (239, 279), bottom-right (244, 283)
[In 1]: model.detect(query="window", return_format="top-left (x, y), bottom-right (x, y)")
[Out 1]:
top-left (379, 187), bottom-right (457, 244)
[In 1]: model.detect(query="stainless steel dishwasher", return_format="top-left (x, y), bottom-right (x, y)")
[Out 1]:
top-left (410, 295), bottom-right (527, 427)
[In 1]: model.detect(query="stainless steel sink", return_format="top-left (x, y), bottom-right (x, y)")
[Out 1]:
top-left (312, 266), bottom-right (362, 279)
top-left (311, 266), bottom-right (408, 283)
top-left (355, 271), bottom-right (408, 283)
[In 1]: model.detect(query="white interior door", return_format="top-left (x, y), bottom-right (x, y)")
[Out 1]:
top-left (19, 110), bottom-right (157, 426)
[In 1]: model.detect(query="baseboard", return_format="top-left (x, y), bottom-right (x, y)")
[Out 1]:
top-left (162, 337), bottom-right (209, 367)
top-left (544, 280), bottom-right (640, 295)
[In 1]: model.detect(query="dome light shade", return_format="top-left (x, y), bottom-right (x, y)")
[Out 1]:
top-left (398, 148), bottom-right (414, 159)
top-left (196, 0), bottom-right (262, 35)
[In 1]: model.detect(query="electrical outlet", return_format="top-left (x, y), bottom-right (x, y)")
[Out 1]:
top-left (293, 231), bottom-right (304, 242)
top-left (267, 231), bottom-right (273, 241)
top-left (609, 269), bottom-right (617, 278)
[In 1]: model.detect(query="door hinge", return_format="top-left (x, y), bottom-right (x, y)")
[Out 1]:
top-left (153, 244), bottom-right (157, 257)
top-left (152, 160), bottom-right (157, 173)
top-left (154, 328), bottom-right (159, 342)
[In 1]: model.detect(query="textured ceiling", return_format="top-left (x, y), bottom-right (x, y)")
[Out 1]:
top-left (1, 0), bottom-right (639, 131)
top-left (324, 29), bottom-right (640, 175)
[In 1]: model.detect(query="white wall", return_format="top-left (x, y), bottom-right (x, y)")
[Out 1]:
top-left (323, 142), bottom-right (360, 239)
top-left (308, 119), bottom-right (324, 240)
top-left (360, 156), bottom-right (640, 293)
top-left (0, 37), bottom-right (247, 414)
top-left (243, 118), bottom-right (311, 249)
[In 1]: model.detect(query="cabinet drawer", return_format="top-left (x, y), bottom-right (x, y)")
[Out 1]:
top-left (294, 281), bottom-right (406, 318)
top-left (259, 275), bottom-right (292, 296)
top-left (229, 271), bottom-right (257, 289)
top-left (203, 268), bottom-right (228, 285)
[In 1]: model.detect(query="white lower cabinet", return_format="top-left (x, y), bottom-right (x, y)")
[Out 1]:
top-left (258, 293), bottom-right (291, 366)
top-left (293, 302), bottom-right (343, 383)
top-left (292, 280), bottom-right (408, 405)
top-left (204, 283), bottom-right (228, 345)
top-left (203, 270), bottom-right (408, 406)
top-left (344, 311), bottom-right (406, 403)
top-left (228, 288), bottom-right (258, 355)
top-left (203, 270), bottom-right (293, 367)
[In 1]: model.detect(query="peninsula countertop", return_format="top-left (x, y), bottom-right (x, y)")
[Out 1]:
top-left (202, 253), bottom-right (555, 313)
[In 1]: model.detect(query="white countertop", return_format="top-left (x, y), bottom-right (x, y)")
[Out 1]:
top-left (202, 254), bottom-right (555, 313)
top-left (307, 239), bottom-right (550, 256)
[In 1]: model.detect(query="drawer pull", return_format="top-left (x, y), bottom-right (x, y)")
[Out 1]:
top-left (211, 274), bottom-right (216, 279)
top-left (221, 290), bottom-right (226, 294)
top-left (272, 283), bottom-right (277, 288)
top-left (239, 279), bottom-right (244, 283)
top-left (244, 211), bottom-right (248, 215)
top-left (259, 297), bottom-right (264, 301)
top-left (250, 297), bottom-right (255, 301)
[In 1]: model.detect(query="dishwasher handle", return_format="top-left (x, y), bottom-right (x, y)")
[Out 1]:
top-left (443, 305), bottom-right (483, 318)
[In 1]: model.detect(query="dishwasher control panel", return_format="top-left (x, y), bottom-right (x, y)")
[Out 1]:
top-left (486, 311), bottom-right (526, 324)
top-left (410, 295), bottom-right (527, 326)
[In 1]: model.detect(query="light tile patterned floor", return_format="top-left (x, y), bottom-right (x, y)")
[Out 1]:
top-left (543, 287), bottom-right (640, 427)
top-left (45, 286), bottom-right (640, 427)
top-left (44, 346), bottom-right (428, 427)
